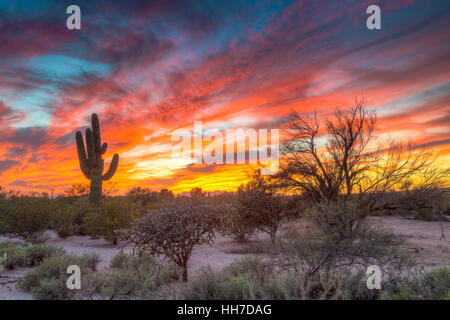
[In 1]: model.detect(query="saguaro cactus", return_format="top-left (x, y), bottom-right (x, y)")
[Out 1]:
top-left (75, 113), bottom-right (119, 205)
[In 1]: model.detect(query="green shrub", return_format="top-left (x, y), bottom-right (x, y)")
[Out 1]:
top-left (183, 257), bottom-right (269, 300)
top-left (72, 195), bottom-right (90, 235)
top-left (81, 252), bottom-right (101, 271)
top-left (235, 169), bottom-right (289, 243)
top-left (49, 199), bottom-right (76, 238)
top-left (341, 270), bottom-right (380, 300)
top-left (183, 257), bottom-right (346, 300)
top-left (20, 249), bottom-right (179, 300)
top-left (26, 232), bottom-right (49, 244)
top-left (100, 251), bottom-right (181, 299)
top-left (23, 244), bottom-right (65, 267)
top-left (386, 267), bottom-right (450, 300)
top-left (1, 246), bottom-right (26, 270)
top-left (220, 203), bottom-right (256, 242)
top-left (183, 266), bottom-right (256, 300)
top-left (0, 242), bottom-right (63, 270)
top-left (0, 195), bottom-right (51, 240)
top-left (19, 252), bottom-right (99, 300)
top-left (84, 197), bottom-right (141, 244)
top-left (109, 251), bottom-right (128, 269)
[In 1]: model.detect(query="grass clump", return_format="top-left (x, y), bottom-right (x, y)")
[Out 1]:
top-left (183, 257), bottom-right (268, 300)
top-left (19, 252), bottom-right (99, 300)
top-left (0, 242), bottom-right (64, 270)
top-left (183, 257), bottom-right (349, 300)
top-left (385, 267), bottom-right (450, 300)
top-left (99, 251), bottom-right (181, 299)
top-left (19, 249), bottom-right (181, 300)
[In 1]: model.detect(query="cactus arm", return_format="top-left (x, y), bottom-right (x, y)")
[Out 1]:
top-left (91, 113), bottom-right (102, 153)
top-left (76, 131), bottom-right (86, 161)
top-left (76, 131), bottom-right (91, 179)
top-left (85, 128), bottom-right (96, 166)
top-left (100, 142), bottom-right (108, 155)
top-left (102, 154), bottom-right (119, 180)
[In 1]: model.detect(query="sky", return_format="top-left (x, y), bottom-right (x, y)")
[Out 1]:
top-left (0, 0), bottom-right (449, 194)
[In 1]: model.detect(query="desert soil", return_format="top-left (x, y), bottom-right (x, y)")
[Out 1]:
top-left (0, 215), bottom-right (448, 299)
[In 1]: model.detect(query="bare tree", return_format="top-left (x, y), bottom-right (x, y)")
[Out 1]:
top-left (276, 99), bottom-right (449, 214)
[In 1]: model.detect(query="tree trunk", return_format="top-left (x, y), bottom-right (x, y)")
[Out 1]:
top-left (270, 230), bottom-right (276, 243)
top-left (182, 263), bottom-right (188, 282)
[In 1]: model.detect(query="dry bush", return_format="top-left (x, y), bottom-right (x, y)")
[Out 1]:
top-left (118, 197), bottom-right (220, 281)
top-left (269, 200), bottom-right (416, 296)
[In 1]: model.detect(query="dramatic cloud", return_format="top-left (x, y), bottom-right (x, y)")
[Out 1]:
top-left (0, 0), bottom-right (449, 193)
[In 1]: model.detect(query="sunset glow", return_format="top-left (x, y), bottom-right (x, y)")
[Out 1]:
top-left (0, 0), bottom-right (449, 194)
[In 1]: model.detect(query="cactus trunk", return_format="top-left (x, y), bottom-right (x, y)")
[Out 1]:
top-left (89, 161), bottom-right (103, 205)
top-left (75, 114), bottom-right (119, 206)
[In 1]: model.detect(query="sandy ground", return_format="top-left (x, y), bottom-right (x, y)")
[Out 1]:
top-left (373, 216), bottom-right (450, 270)
top-left (1, 215), bottom-right (449, 299)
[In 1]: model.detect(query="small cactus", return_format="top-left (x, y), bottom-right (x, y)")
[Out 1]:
top-left (75, 113), bottom-right (119, 205)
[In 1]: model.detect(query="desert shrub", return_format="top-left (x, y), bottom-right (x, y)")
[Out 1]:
top-left (63, 183), bottom-right (89, 197)
top-left (23, 244), bottom-right (65, 267)
top-left (0, 195), bottom-right (51, 240)
top-left (183, 257), bottom-right (268, 300)
top-left (235, 169), bottom-right (289, 242)
top-left (0, 242), bottom-right (64, 270)
top-left (185, 270), bottom-right (256, 300)
top-left (26, 232), bottom-right (50, 244)
top-left (119, 197), bottom-right (220, 281)
top-left (341, 270), bottom-right (381, 300)
top-left (99, 251), bottom-right (181, 299)
top-left (184, 257), bottom-right (347, 300)
top-left (0, 254), bottom-right (5, 273)
top-left (72, 195), bottom-right (90, 235)
top-left (49, 198), bottom-right (76, 238)
top-left (268, 200), bottom-right (415, 298)
top-left (385, 267), bottom-right (450, 300)
top-left (109, 251), bottom-right (129, 269)
top-left (220, 201), bottom-right (256, 242)
top-left (0, 242), bottom-right (12, 272)
top-left (83, 252), bottom-right (101, 271)
top-left (0, 243), bottom-right (26, 269)
top-left (19, 252), bottom-right (99, 300)
top-left (84, 197), bottom-right (141, 244)
top-left (126, 187), bottom-right (160, 211)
